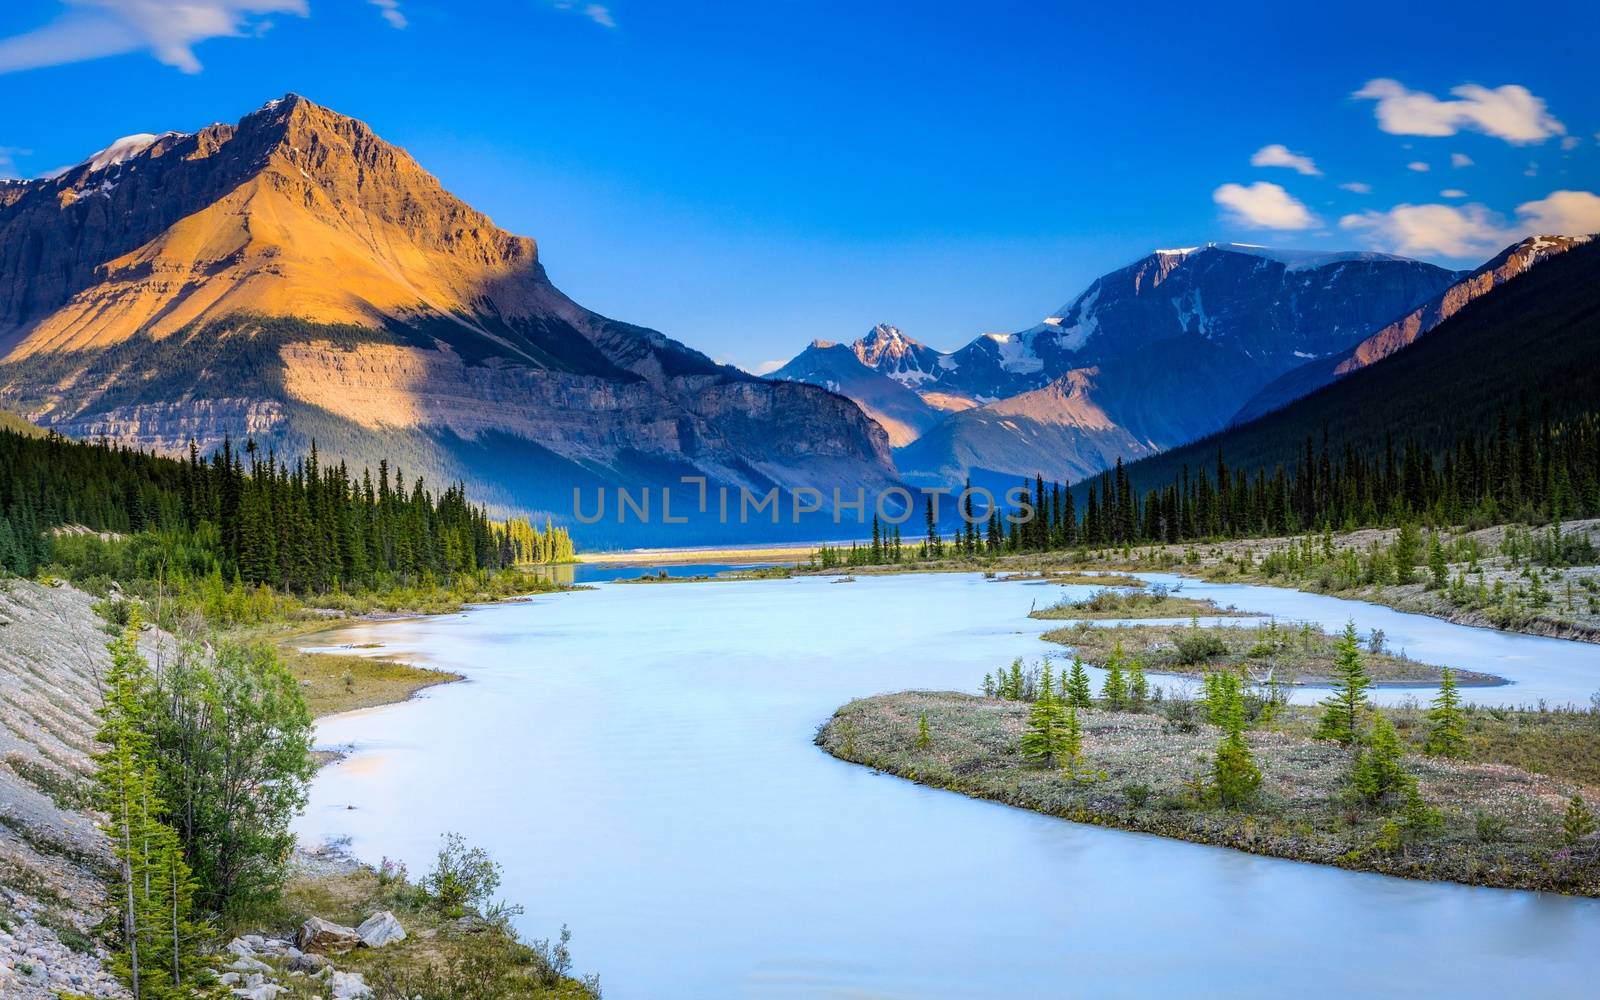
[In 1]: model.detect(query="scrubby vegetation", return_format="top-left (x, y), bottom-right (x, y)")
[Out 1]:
top-left (1029, 582), bottom-right (1249, 620)
top-left (1039, 615), bottom-right (1503, 686)
top-left (823, 628), bottom-right (1600, 895)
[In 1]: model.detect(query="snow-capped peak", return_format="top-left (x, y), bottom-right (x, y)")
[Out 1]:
top-left (78, 132), bottom-right (186, 175)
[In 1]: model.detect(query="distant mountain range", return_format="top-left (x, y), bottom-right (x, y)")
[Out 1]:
top-left (1113, 235), bottom-right (1600, 496)
top-left (0, 95), bottom-right (896, 544)
top-left (773, 244), bottom-right (1466, 487)
top-left (1, 93), bottom-right (1592, 547)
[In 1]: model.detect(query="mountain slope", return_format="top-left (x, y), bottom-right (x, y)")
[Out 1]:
top-left (1112, 236), bottom-right (1600, 495)
top-left (883, 244), bottom-right (1460, 483)
top-left (0, 96), bottom-right (897, 543)
top-left (1232, 235), bottom-right (1592, 424)
top-left (769, 333), bottom-right (943, 446)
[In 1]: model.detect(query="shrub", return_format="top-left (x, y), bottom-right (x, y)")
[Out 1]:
top-left (1173, 631), bottom-right (1228, 664)
top-left (426, 833), bottom-right (503, 918)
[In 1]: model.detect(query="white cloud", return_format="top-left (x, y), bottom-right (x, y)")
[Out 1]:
top-left (1515, 190), bottom-right (1600, 235)
top-left (750, 359), bottom-right (786, 376)
top-left (1213, 181), bottom-right (1318, 230)
top-left (1524, 162), bottom-right (1538, 177)
top-left (1407, 161), bottom-right (1430, 172)
top-left (1340, 188), bottom-right (1600, 257)
top-left (553, 1), bottom-right (615, 27)
top-left (1440, 189), bottom-right (1467, 198)
top-left (1339, 181), bottom-right (1372, 194)
top-left (1340, 203), bottom-right (1508, 257)
top-left (1353, 78), bottom-right (1565, 145)
top-left (1450, 153), bottom-right (1473, 168)
top-left (0, 0), bottom-right (307, 75)
top-left (1560, 136), bottom-right (1581, 151)
top-left (369, 0), bottom-right (406, 29)
top-left (1250, 143), bottom-right (1321, 176)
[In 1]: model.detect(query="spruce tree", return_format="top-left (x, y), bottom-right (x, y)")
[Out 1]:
top-left (1060, 705), bottom-right (1083, 778)
top-left (1211, 729), bottom-right (1261, 808)
top-left (1314, 621), bottom-right (1372, 746)
top-left (1422, 667), bottom-right (1467, 757)
top-left (1128, 658), bottom-right (1149, 712)
top-left (1427, 530), bottom-right (1449, 589)
top-left (1063, 658), bottom-right (1093, 708)
top-left (1352, 713), bottom-right (1409, 805)
top-left (916, 712), bottom-right (931, 750)
top-left (1100, 639), bottom-right (1128, 710)
top-left (1020, 664), bottom-right (1063, 766)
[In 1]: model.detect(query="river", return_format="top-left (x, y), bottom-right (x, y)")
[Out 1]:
top-left (293, 571), bottom-right (1600, 997)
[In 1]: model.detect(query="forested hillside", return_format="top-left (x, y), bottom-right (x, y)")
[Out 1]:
top-left (1110, 236), bottom-right (1600, 507)
top-left (0, 427), bottom-right (573, 587)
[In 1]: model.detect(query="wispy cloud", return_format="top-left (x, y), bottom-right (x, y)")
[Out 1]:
top-left (1354, 79), bottom-right (1565, 145)
top-left (0, 146), bottom-right (31, 179)
top-left (1407, 161), bottom-right (1430, 172)
top-left (1250, 143), bottom-right (1321, 176)
top-left (1340, 189), bottom-right (1600, 257)
top-left (1213, 181), bottom-right (1318, 230)
top-left (1339, 181), bottom-right (1372, 194)
top-left (552, 1), bottom-right (616, 28)
top-left (1561, 136), bottom-right (1581, 151)
top-left (1450, 153), bottom-right (1473, 168)
top-left (1440, 189), bottom-right (1467, 198)
top-left (370, 0), bottom-right (407, 29)
top-left (0, 0), bottom-right (307, 75)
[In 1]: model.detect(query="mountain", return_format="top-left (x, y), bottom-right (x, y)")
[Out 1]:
top-left (1232, 235), bottom-right (1593, 425)
top-left (868, 244), bottom-right (1461, 484)
top-left (1112, 235), bottom-right (1600, 496)
top-left (0, 95), bottom-right (897, 543)
top-left (769, 328), bottom-right (944, 446)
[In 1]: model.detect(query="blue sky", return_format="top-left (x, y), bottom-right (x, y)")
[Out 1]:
top-left (2, 1), bottom-right (1597, 372)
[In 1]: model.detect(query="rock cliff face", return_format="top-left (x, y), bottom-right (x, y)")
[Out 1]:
top-left (0, 96), bottom-right (896, 540)
top-left (1232, 236), bottom-right (1594, 425)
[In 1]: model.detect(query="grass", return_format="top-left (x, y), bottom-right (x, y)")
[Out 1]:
top-left (1028, 587), bottom-right (1249, 620)
top-left (1039, 619), bottom-right (1505, 686)
top-left (818, 691), bottom-right (1600, 895)
top-left (279, 646), bottom-right (460, 719)
top-left (228, 863), bottom-right (598, 998)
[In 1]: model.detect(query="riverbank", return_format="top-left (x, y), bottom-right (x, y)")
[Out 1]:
top-left (1038, 620), bottom-right (1506, 686)
top-left (0, 577), bottom-right (599, 997)
top-left (1028, 588), bottom-right (1252, 621)
top-left (780, 519), bottom-right (1600, 644)
top-left (817, 691), bottom-right (1600, 896)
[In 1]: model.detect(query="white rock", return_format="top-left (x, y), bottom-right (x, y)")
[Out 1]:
top-left (355, 910), bottom-right (406, 948)
top-left (330, 970), bottom-right (373, 999)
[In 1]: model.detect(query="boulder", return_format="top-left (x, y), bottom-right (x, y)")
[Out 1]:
top-left (355, 911), bottom-right (406, 948)
top-left (288, 952), bottom-right (332, 974)
top-left (329, 970), bottom-right (373, 999)
top-left (296, 916), bottom-right (360, 955)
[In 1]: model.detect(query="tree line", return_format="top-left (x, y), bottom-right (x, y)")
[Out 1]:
top-left (0, 429), bottom-right (573, 589)
top-left (815, 407), bottom-right (1600, 566)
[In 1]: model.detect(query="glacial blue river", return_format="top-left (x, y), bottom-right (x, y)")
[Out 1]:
top-left (294, 572), bottom-right (1600, 997)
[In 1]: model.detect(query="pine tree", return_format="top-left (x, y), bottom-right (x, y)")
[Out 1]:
top-left (1352, 713), bottom-right (1409, 805)
top-left (916, 712), bottom-right (931, 750)
top-left (1427, 530), bottom-right (1449, 589)
top-left (95, 614), bottom-right (211, 999)
top-left (1060, 705), bottom-right (1083, 777)
top-left (1392, 519), bottom-right (1421, 584)
top-left (1063, 658), bottom-right (1093, 708)
top-left (1422, 667), bottom-right (1467, 757)
top-left (1020, 664), bottom-right (1064, 766)
top-left (1211, 728), bottom-right (1261, 808)
top-left (1100, 639), bottom-right (1127, 710)
top-left (1128, 658), bottom-right (1149, 712)
top-left (1564, 795), bottom-right (1596, 846)
top-left (1314, 621), bottom-right (1372, 746)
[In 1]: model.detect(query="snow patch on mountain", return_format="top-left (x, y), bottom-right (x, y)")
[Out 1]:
top-left (984, 332), bottom-right (1044, 374)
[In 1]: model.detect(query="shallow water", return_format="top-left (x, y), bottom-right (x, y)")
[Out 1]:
top-left (295, 572), bottom-right (1600, 998)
